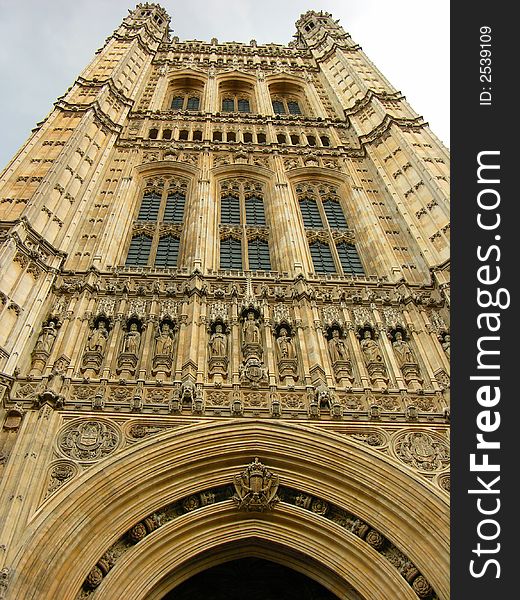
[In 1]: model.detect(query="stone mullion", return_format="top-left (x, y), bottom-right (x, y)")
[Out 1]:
top-left (0, 407), bottom-right (63, 562)
top-left (106, 302), bottom-right (127, 378)
top-left (197, 299), bottom-right (208, 384)
top-left (372, 308), bottom-right (403, 390)
top-left (173, 301), bottom-right (189, 381)
top-left (401, 307), bottom-right (437, 392)
top-left (420, 309), bottom-right (450, 376)
top-left (188, 297), bottom-right (203, 382)
top-left (263, 303), bottom-right (276, 387)
top-left (46, 295), bottom-right (78, 372)
top-left (205, 73), bottom-right (218, 113)
top-left (96, 162), bottom-right (141, 269)
top-left (196, 153), bottom-right (212, 273)
top-left (309, 301), bottom-right (332, 386)
top-left (345, 309), bottom-right (370, 388)
top-left (140, 311), bottom-right (157, 380)
top-left (273, 158), bottom-right (310, 275)
top-left (230, 303), bottom-right (240, 385)
top-left (148, 71), bottom-right (170, 112)
top-left (255, 76), bottom-right (272, 116)
top-left (5, 271), bottom-right (57, 375)
top-left (343, 159), bottom-right (403, 281)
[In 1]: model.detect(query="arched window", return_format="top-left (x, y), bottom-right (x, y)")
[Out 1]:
top-left (238, 98), bottom-right (250, 113)
top-left (299, 198), bottom-right (323, 228)
top-left (272, 100), bottom-right (285, 114)
top-left (245, 196), bottom-right (266, 225)
top-left (309, 241), bottom-right (336, 274)
top-left (323, 200), bottom-right (348, 229)
top-left (125, 235), bottom-right (152, 266)
top-left (186, 96), bottom-right (200, 110)
top-left (149, 128), bottom-right (159, 139)
top-left (220, 238), bottom-right (242, 270)
top-left (287, 101), bottom-right (302, 115)
top-left (277, 134), bottom-right (287, 144)
top-left (248, 238), bottom-right (271, 270)
top-left (336, 242), bottom-right (364, 275)
top-left (171, 96), bottom-right (183, 109)
top-left (125, 178), bottom-right (189, 268)
top-left (220, 195), bottom-right (240, 224)
top-left (222, 98), bottom-right (235, 112)
top-left (155, 236), bottom-right (180, 268)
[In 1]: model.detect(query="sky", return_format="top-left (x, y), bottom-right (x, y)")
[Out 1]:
top-left (0, 0), bottom-right (449, 169)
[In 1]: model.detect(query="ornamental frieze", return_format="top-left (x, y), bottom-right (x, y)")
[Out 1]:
top-left (74, 480), bottom-right (439, 599)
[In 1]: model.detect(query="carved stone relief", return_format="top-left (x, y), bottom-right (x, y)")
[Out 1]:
top-left (57, 419), bottom-right (121, 462)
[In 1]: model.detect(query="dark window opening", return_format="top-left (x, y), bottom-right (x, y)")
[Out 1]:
top-left (238, 98), bottom-right (250, 113)
top-left (220, 238), bottom-right (242, 270)
top-left (226, 131), bottom-right (236, 142)
top-left (187, 96), bottom-right (200, 110)
top-left (164, 192), bottom-right (185, 223)
top-left (248, 238), bottom-right (271, 270)
top-left (245, 196), bottom-right (266, 225)
top-left (320, 135), bottom-right (330, 146)
top-left (288, 101), bottom-right (301, 115)
top-left (222, 98), bottom-right (235, 112)
top-left (337, 242), bottom-right (364, 275)
top-left (213, 131), bottom-right (223, 142)
top-left (243, 132), bottom-right (253, 143)
top-left (323, 200), bottom-right (348, 229)
top-left (125, 235), bottom-right (152, 266)
top-left (179, 130), bottom-right (189, 141)
top-left (277, 134), bottom-right (287, 144)
top-left (162, 129), bottom-right (172, 140)
top-left (155, 236), bottom-right (180, 268)
top-left (272, 100), bottom-right (285, 115)
top-left (299, 198), bottom-right (323, 228)
top-left (138, 192), bottom-right (161, 221)
top-left (220, 195), bottom-right (240, 224)
top-left (306, 135), bottom-right (316, 146)
top-left (257, 133), bottom-right (266, 144)
top-left (192, 130), bottom-right (203, 141)
top-left (290, 134), bottom-right (300, 145)
top-left (149, 128), bottom-right (159, 139)
top-left (310, 241), bottom-right (336, 273)
top-left (171, 96), bottom-right (183, 110)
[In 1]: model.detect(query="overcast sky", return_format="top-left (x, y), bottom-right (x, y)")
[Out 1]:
top-left (0, 0), bottom-right (449, 169)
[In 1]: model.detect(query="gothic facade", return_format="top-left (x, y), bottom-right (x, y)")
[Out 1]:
top-left (0, 4), bottom-right (449, 599)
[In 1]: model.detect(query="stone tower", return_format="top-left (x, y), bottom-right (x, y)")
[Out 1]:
top-left (0, 5), bottom-right (449, 600)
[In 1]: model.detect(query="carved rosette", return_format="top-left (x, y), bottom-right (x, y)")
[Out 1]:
top-left (57, 419), bottom-right (121, 462)
top-left (45, 460), bottom-right (80, 498)
top-left (232, 458), bottom-right (280, 512)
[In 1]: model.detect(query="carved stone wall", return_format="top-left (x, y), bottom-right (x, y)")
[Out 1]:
top-left (0, 6), bottom-right (449, 600)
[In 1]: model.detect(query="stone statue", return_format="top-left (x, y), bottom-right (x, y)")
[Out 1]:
top-left (87, 320), bottom-right (108, 353)
top-left (243, 311), bottom-right (260, 344)
top-left (442, 334), bottom-right (450, 358)
top-left (328, 329), bottom-right (348, 363)
top-left (392, 331), bottom-right (414, 366)
top-left (209, 324), bottom-right (227, 358)
top-left (155, 323), bottom-right (173, 355)
top-left (360, 329), bottom-right (383, 363)
top-left (35, 320), bottom-right (58, 354)
top-left (124, 323), bottom-right (141, 354)
top-left (276, 327), bottom-right (295, 359)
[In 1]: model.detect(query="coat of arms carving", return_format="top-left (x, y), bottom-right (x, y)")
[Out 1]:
top-left (232, 458), bottom-right (280, 512)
